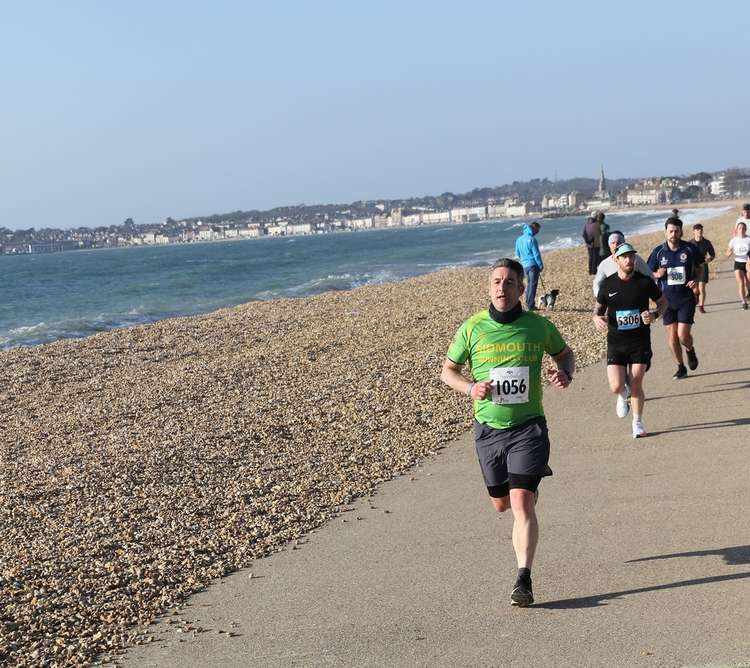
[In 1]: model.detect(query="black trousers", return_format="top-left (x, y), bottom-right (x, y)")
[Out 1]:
top-left (587, 245), bottom-right (600, 275)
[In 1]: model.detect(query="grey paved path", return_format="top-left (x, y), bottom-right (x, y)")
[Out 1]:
top-left (124, 268), bottom-right (750, 668)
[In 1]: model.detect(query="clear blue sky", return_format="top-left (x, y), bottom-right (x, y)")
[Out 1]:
top-left (2, 1), bottom-right (748, 230)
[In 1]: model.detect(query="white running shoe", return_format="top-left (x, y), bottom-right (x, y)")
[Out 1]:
top-left (632, 417), bottom-right (647, 439)
top-left (616, 391), bottom-right (630, 418)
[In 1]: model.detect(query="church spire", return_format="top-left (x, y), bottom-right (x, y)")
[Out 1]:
top-left (598, 165), bottom-right (607, 195)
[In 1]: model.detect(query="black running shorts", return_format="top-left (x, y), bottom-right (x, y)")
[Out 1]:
top-left (607, 337), bottom-right (653, 367)
top-left (695, 264), bottom-right (709, 283)
top-left (473, 417), bottom-right (552, 498)
top-left (734, 261), bottom-right (748, 274)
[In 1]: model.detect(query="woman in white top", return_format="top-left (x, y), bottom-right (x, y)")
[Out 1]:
top-left (725, 221), bottom-right (750, 309)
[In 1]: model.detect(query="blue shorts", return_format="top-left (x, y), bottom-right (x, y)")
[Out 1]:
top-left (662, 298), bottom-right (696, 325)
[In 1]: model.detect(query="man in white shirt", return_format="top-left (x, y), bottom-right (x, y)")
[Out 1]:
top-left (592, 231), bottom-right (653, 297)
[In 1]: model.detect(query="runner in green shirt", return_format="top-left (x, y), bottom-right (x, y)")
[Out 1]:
top-left (441, 258), bottom-right (575, 607)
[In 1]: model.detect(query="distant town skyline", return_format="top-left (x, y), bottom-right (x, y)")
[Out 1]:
top-left (2, 2), bottom-right (749, 231)
top-left (4, 169), bottom-right (745, 255)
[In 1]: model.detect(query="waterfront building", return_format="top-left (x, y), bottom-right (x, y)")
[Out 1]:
top-left (585, 197), bottom-right (613, 211)
top-left (450, 206), bottom-right (486, 223)
top-left (504, 201), bottom-right (530, 217)
top-left (266, 224), bottom-right (285, 236)
top-left (486, 204), bottom-right (506, 218)
top-left (625, 178), bottom-right (675, 205)
top-left (569, 191), bottom-right (585, 210)
top-left (350, 217), bottom-right (373, 230)
top-left (709, 173), bottom-right (727, 196)
top-left (421, 211), bottom-right (451, 224)
top-left (288, 222), bottom-right (313, 235)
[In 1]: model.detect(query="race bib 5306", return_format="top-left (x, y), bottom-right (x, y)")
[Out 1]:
top-left (616, 309), bottom-right (641, 330)
top-left (489, 366), bottom-right (530, 404)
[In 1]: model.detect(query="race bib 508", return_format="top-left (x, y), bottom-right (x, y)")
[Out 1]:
top-left (667, 266), bottom-right (686, 285)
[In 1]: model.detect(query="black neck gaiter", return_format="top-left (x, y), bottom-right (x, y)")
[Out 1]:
top-left (489, 302), bottom-right (523, 324)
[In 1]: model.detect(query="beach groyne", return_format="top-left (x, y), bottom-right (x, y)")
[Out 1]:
top-left (0, 205), bottom-right (740, 666)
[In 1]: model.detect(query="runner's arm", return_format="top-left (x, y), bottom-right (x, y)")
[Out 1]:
top-left (592, 265), bottom-right (605, 297)
top-left (654, 294), bottom-right (668, 318)
top-left (548, 346), bottom-right (575, 388)
top-left (642, 294), bottom-right (668, 324)
top-left (592, 300), bottom-right (608, 332)
top-left (647, 249), bottom-right (666, 279)
top-left (440, 359), bottom-right (492, 400)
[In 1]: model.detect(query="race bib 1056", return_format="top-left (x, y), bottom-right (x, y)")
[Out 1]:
top-left (489, 366), bottom-right (530, 405)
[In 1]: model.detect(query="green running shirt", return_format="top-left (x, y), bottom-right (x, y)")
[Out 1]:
top-left (447, 309), bottom-right (567, 429)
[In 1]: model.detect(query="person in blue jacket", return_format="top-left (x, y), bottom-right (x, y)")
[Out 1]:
top-left (515, 222), bottom-right (544, 310)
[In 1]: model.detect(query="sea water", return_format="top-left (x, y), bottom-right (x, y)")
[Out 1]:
top-left (0, 207), bottom-right (730, 349)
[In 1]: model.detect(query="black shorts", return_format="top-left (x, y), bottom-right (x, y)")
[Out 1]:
top-left (473, 417), bottom-right (552, 497)
top-left (607, 337), bottom-right (653, 367)
top-left (662, 298), bottom-right (696, 325)
top-left (735, 261), bottom-right (748, 273)
top-left (695, 264), bottom-right (709, 283)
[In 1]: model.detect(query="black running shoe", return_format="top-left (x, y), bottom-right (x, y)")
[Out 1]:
top-left (510, 578), bottom-right (534, 607)
top-left (673, 364), bottom-right (688, 380)
top-left (686, 348), bottom-right (698, 371)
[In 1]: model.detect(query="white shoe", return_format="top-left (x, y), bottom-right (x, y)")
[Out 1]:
top-left (616, 391), bottom-right (630, 418)
top-left (632, 417), bottom-right (647, 439)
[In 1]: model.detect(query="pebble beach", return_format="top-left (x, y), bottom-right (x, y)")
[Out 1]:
top-left (0, 204), bottom-right (741, 666)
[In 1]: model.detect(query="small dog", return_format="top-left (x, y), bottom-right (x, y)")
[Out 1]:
top-left (539, 289), bottom-right (560, 310)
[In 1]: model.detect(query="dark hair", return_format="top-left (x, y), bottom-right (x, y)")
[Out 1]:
top-left (596, 211), bottom-right (605, 221)
top-left (665, 216), bottom-right (683, 229)
top-left (490, 257), bottom-right (524, 281)
top-left (530, 221), bottom-right (540, 232)
top-left (671, 208), bottom-right (679, 216)
top-left (610, 229), bottom-right (624, 237)
top-left (743, 203), bottom-right (750, 212)
top-left (692, 223), bottom-right (703, 230)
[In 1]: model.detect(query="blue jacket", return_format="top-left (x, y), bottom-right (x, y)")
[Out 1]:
top-left (515, 224), bottom-right (543, 270)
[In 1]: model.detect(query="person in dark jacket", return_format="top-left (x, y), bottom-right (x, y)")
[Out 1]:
top-left (514, 222), bottom-right (544, 310)
top-left (583, 214), bottom-right (601, 275)
top-left (598, 211), bottom-right (611, 260)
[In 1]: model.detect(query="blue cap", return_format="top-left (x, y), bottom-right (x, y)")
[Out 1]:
top-left (614, 242), bottom-right (636, 258)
